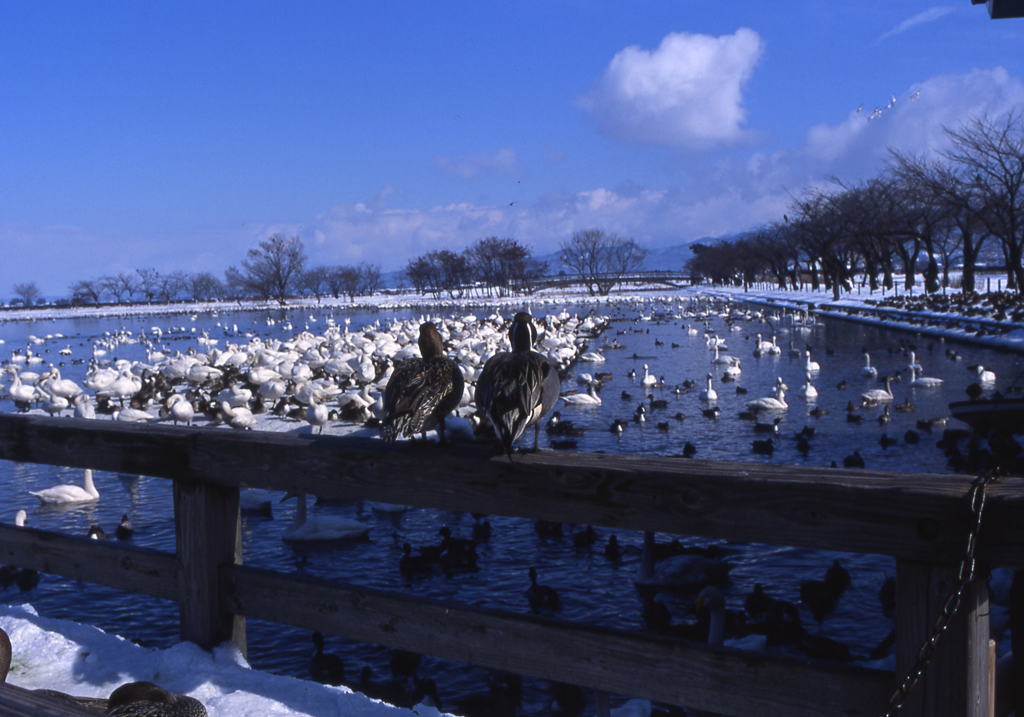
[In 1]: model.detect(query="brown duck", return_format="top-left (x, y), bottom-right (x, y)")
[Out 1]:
top-left (381, 321), bottom-right (464, 443)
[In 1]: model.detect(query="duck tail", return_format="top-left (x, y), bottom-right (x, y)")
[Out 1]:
top-left (379, 419), bottom-right (399, 442)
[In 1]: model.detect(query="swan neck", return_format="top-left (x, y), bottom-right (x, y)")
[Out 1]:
top-left (83, 469), bottom-right (98, 498)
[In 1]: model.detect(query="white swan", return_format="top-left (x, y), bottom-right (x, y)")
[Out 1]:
top-left (114, 407), bottom-right (154, 423)
top-left (799, 372), bottom-right (818, 400)
top-left (306, 399), bottom-right (330, 433)
top-left (220, 401), bottom-right (256, 430)
top-left (282, 492), bottom-right (370, 542)
top-left (910, 366), bottom-right (943, 388)
top-left (561, 383), bottom-right (602, 406)
top-left (641, 363), bottom-right (658, 388)
top-left (861, 376), bottom-right (894, 405)
top-left (30, 468), bottom-right (99, 504)
top-left (746, 380), bottom-right (788, 412)
top-left (975, 365), bottom-right (996, 384)
top-left (712, 346), bottom-right (740, 366)
top-left (165, 394), bottom-right (194, 425)
top-left (861, 352), bottom-right (878, 379)
top-left (40, 367), bottom-right (83, 401)
top-left (804, 350), bottom-right (820, 374)
top-left (722, 360), bottom-right (742, 380)
top-left (754, 333), bottom-right (774, 353)
top-left (907, 350), bottom-right (923, 373)
top-left (73, 395), bottom-right (96, 419)
top-left (578, 351), bottom-right (605, 363)
top-left (8, 369), bottom-right (37, 409)
top-left (699, 373), bottom-right (718, 402)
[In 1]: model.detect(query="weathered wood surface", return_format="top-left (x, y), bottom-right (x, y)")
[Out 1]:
top-left (174, 480), bottom-right (244, 652)
top-left (0, 683), bottom-right (103, 716)
top-left (895, 560), bottom-right (990, 717)
top-left (0, 524), bottom-right (177, 601)
top-left (1, 415), bottom-right (1022, 567)
top-left (223, 564), bottom-right (890, 717)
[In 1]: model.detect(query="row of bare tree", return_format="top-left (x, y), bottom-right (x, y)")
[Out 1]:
top-left (403, 230), bottom-right (648, 297)
top-left (8, 235), bottom-right (382, 308)
top-left (404, 237), bottom-right (546, 298)
top-left (687, 113), bottom-right (1024, 298)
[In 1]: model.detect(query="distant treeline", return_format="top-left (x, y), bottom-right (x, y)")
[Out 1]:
top-left (686, 112), bottom-right (1024, 298)
top-left (7, 235), bottom-right (384, 309)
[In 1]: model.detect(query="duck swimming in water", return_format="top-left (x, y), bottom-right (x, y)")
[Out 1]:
top-left (475, 312), bottom-right (560, 455)
top-left (381, 322), bottom-right (464, 443)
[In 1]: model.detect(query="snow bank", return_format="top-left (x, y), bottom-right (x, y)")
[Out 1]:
top-left (0, 603), bottom-right (453, 717)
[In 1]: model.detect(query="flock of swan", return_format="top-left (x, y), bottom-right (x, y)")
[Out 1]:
top-left (1, 294), bottom-right (1018, 713)
top-left (4, 308), bottom-right (606, 540)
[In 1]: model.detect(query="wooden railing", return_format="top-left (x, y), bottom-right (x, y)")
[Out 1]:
top-left (0, 414), bottom-right (1021, 717)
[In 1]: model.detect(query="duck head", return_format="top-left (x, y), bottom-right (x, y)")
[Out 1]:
top-left (509, 312), bottom-right (537, 351)
top-left (417, 322), bottom-right (445, 359)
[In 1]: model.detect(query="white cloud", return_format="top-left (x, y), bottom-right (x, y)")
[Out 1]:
top-left (580, 28), bottom-right (763, 148)
top-left (878, 6), bottom-right (955, 42)
top-left (301, 180), bottom-right (785, 270)
top-left (435, 148), bottom-right (521, 179)
top-left (798, 67), bottom-right (1024, 178)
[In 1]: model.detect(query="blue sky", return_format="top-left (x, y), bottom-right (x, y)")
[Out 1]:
top-left (2, 2), bottom-right (1023, 294)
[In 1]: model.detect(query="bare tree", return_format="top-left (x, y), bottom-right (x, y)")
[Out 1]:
top-left (336, 266), bottom-right (362, 301)
top-left (942, 112), bottom-right (1024, 292)
top-left (228, 234), bottom-right (307, 304)
top-left (433, 250), bottom-right (471, 297)
top-left (298, 266), bottom-right (330, 302)
top-left (69, 279), bottom-right (102, 305)
top-left (790, 192), bottom-right (853, 300)
top-left (100, 272), bottom-right (138, 303)
top-left (404, 256), bottom-right (434, 295)
top-left (358, 263), bottom-right (382, 295)
top-left (12, 281), bottom-right (41, 306)
top-left (559, 229), bottom-right (647, 295)
top-left (135, 267), bottom-right (162, 302)
top-left (892, 152), bottom-right (989, 293)
top-left (157, 271), bottom-right (188, 302)
top-left (686, 241), bottom-right (740, 285)
top-left (189, 272), bottom-right (224, 302)
top-left (466, 237), bottom-right (545, 296)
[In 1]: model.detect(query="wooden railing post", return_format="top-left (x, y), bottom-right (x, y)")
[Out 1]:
top-left (174, 478), bottom-right (245, 655)
top-left (895, 560), bottom-right (990, 717)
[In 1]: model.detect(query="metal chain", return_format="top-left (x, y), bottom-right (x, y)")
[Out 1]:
top-left (881, 467), bottom-right (1000, 717)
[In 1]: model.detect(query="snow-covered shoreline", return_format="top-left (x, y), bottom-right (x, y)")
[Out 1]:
top-left (1, 603), bottom-right (450, 716)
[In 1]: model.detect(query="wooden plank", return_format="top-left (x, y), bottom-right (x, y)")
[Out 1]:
top-left (894, 560), bottom-right (990, 717)
top-left (223, 564), bottom-right (890, 717)
top-left (0, 684), bottom-right (103, 716)
top-left (173, 480), bottom-right (245, 653)
top-left (1010, 570), bottom-right (1024, 717)
top-left (1, 415), bottom-right (1022, 566)
top-left (0, 524), bottom-right (177, 601)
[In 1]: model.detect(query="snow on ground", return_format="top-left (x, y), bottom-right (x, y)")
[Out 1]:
top-left (0, 603), bottom-right (452, 717)
top-left (701, 280), bottom-right (1024, 354)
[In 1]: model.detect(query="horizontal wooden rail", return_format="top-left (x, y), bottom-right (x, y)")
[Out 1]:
top-left (1, 415), bottom-right (1022, 567)
top-left (0, 524), bottom-right (177, 601)
top-left (223, 564), bottom-right (889, 717)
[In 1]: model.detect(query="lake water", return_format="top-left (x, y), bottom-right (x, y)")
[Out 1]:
top-left (1, 297), bottom-right (1019, 715)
